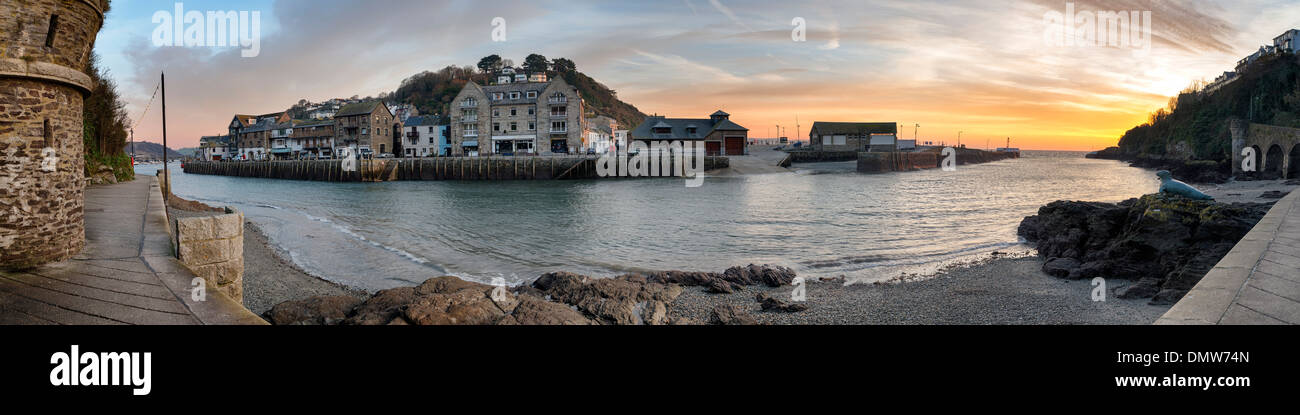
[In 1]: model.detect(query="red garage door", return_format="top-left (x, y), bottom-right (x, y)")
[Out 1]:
top-left (705, 142), bottom-right (722, 156)
top-left (724, 137), bottom-right (745, 155)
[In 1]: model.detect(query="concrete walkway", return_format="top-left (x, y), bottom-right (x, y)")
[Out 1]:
top-left (0, 176), bottom-right (265, 325)
top-left (1157, 190), bottom-right (1300, 325)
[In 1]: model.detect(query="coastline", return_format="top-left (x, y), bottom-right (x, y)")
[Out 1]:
top-left (241, 221), bottom-right (369, 315)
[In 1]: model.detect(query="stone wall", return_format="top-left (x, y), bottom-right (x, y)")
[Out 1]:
top-left (1231, 120), bottom-right (1300, 177)
top-left (857, 152), bottom-right (940, 172)
top-left (183, 156), bottom-right (730, 182)
top-left (0, 0), bottom-right (106, 270)
top-left (173, 209), bottom-right (246, 303)
top-left (786, 150), bottom-right (859, 163)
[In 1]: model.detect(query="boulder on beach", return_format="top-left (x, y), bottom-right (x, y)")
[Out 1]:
top-left (1018, 194), bottom-right (1270, 304)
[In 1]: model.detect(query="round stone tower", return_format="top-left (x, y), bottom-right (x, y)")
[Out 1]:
top-left (1, 0), bottom-right (107, 269)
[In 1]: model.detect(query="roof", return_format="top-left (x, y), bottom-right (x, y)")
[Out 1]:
top-left (480, 82), bottom-right (553, 105)
top-left (403, 115), bottom-right (441, 126)
top-left (808, 122), bottom-right (898, 136)
top-left (629, 112), bottom-right (748, 140)
top-left (293, 119), bottom-right (334, 128)
top-left (336, 101), bottom-right (386, 117)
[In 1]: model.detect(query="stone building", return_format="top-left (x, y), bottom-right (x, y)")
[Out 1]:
top-left (291, 119), bottom-right (335, 159)
top-left (230, 112), bottom-right (287, 160)
top-left (1, 0), bottom-right (107, 269)
top-left (334, 101), bottom-right (395, 157)
top-left (448, 73), bottom-right (584, 156)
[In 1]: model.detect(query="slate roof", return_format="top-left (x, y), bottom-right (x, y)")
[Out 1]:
top-left (403, 115), bottom-right (441, 126)
top-left (480, 82), bottom-right (552, 106)
top-left (808, 122), bottom-right (897, 136)
top-left (629, 112), bottom-right (748, 140)
top-left (336, 101), bottom-right (386, 117)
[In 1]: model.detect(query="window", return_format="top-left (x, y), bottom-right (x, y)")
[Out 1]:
top-left (528, 122), bottom-right (535, 131)
top-left (686, 127), bottom-right (697, 136)
top-left (551, 121), bottom-right (566, 132)
top-left (492, 92), bottom-right (504, 100)
top-left (493, 109), bottom-right (499, 117)
top-left (493, 123), bottom-right (500, 132)
top-left (509, 92), bottom-right (520, 99)
top-left (551, 107), bottom-right (566, 117)
top-left (428, 126), bottom-right (435, 133)
top-left (510, 108), bottom-right (517, 117)
top-left (526, 91), bottom-right (537, 99)
top-left (528, 106), bottom-right (535, 115)
top-left (510, 122), bottom-right (517, 131)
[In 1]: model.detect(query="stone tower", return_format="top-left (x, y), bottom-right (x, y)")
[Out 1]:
top-left (1, 0), bottom-right (108, 269)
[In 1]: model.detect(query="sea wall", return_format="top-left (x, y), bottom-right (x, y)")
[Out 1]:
top-left (787, 150), bottom-right (858, 163)
top-left (183, 156), bottom-right (729, 182)
top-left (857, 150), bottom-right (1019, 173)
top-left (173, 209), bottom-right (246, 302)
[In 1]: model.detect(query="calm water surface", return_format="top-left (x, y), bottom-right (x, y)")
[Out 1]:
top-left (140, 151), bottom-right (1158, 291)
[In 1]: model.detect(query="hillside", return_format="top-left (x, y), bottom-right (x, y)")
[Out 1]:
top-left (1116, 53), bottom-right (1300, 161)
top-left (124, 141), bottom-right (184, 160)
top-left (390, 56), bottom-right (647, 130)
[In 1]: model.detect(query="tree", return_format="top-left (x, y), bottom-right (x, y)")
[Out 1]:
top-left (477, 54), bottom-right (502, 73)
top-left (551, 57), bottom-right (576, 75)
top-left (523, 54), bottom-right (549, 73)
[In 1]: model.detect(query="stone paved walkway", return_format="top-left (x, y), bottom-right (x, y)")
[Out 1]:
top-left (1158, 190), bottom-right (1300, 325)
top-left (0, 176), bottom-right (264, 325)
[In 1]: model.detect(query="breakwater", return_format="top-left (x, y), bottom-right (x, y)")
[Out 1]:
top-left (182, 156), bottom-right (729, 182)
top-left (857, 149), bottom-right (1019, 173)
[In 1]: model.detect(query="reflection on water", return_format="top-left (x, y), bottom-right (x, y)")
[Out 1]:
top-left (143, 152), bottom-right (1158, 292)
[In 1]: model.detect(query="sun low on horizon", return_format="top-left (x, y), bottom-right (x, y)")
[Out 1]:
top-left (94, 0), bottom-right (1299, 151)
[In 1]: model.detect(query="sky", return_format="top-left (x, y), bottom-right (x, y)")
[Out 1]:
top-left (94, 0), bottom-right (1300, 151)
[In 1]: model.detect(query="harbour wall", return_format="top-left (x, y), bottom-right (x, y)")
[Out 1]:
top-left (182, 156), bottom-right (729, 182)
top-left (857, 150), bottom-right (1020, 173)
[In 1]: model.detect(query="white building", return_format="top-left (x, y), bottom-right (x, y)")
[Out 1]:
top-left (613, 129), bottom-right (628, 152)
top-left (400, 115), bottom-right (447, 157)
top-left (584, 115), bottom-right (617, 154)
top-left (1275, 29), bottom-right (1299, 53)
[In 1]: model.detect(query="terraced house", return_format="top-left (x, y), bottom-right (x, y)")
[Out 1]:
top-left (449, 69), bottom-right (585, 156)
top-left (230, 112), bottom-right (288, 160)
top-left (334, 101), bottom-right (396, 157)
top-left (292, 119), bottom-right (335, 159)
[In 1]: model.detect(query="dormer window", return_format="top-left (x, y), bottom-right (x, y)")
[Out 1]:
top-left (526, 91), bottom-right (537, 99)
top-left (509, 92), bottom-right (520, 100)
top-left (686, 127), bottom-right (697, 136)
top-left (492, 92), bottom-right (504, 100)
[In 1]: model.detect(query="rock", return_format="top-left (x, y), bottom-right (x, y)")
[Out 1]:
top-left (756, 293), bottom-right (809, 313)
top-left (263, 295), bottom-right (362, 325)
top-left (1020, 194), bottom-right (1270, 302)
top-left (640, 301), bottom-right (669, 325)
top-left (1042, 257), bottom-right (1081, 278)
top-left (705, 279), bottom-right (736, 294)
top-left (725, 264), bottom-right (797, 287)
top-left (1260, 190), bottom-right (1289, 199)
top-left (343, 286), bottom-right (417, 325)
top-left (531, 271), bottom-right (683, 325)
top-left (708, 304), bottom-right (758, 325)
top-left (1116, 277), bottom-right (1161, 299)
top-left (506, 296), bottom-right (594, 325)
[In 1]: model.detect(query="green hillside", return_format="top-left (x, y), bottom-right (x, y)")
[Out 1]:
top-left (1116, 53), bottom-right (1300, 161)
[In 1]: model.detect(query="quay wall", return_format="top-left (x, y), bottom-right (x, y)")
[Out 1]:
top-left (182, 156), bottom-right (729, 182)
top-left (857, 150), bottom-right (1019, 173)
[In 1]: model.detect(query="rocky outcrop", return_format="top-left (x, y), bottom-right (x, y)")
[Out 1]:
top-left (265, 265), bottom-right (802, 325)
top-left (1018, 194), bottom-right (1270, 304)
top-left (708, 305), bottom-right (758, 325)
top-left (756, 293), bottom-right (810, 313)
top-left (264, 295), bottom-right (363, 325)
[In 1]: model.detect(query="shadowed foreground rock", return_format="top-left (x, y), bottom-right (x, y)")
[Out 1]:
top-left (1018, 194), bottom-right (1270, 304)
top-left (265, 265), bottom-right (801, 325)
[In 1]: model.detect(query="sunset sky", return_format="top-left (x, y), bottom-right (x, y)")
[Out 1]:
top-left (94, 0), bottom-right (1300, 151)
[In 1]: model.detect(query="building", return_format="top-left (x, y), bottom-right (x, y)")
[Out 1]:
top-left (199, 135), bottom-right (233, 160)
top-left (230, 112), bottom-right (288, 160)
top-left (390, 103), bottom-right (419, 123)
top-left (1, 0), bottom-right (108, 268)
top-left (334, 101), bottom-right (396, 157)
top-left (268, 121), bottom-right (295, 160)
top-left (613, 129), bottom-right (629, 153)
top-left (291, 119), bottom-right (335, 159)
top-left (1275, 29), bottom-right (1299, 53)
top-left (448, 71), bottom-right (585, 156)
top-left (807, 122), bottom-right (899, 152)
top-left (628, 110), bottom-right (749, 156)
top-left (400, 115), bottom-right (449, 157)
top-left (584, 115), bottom-right (618, 154)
